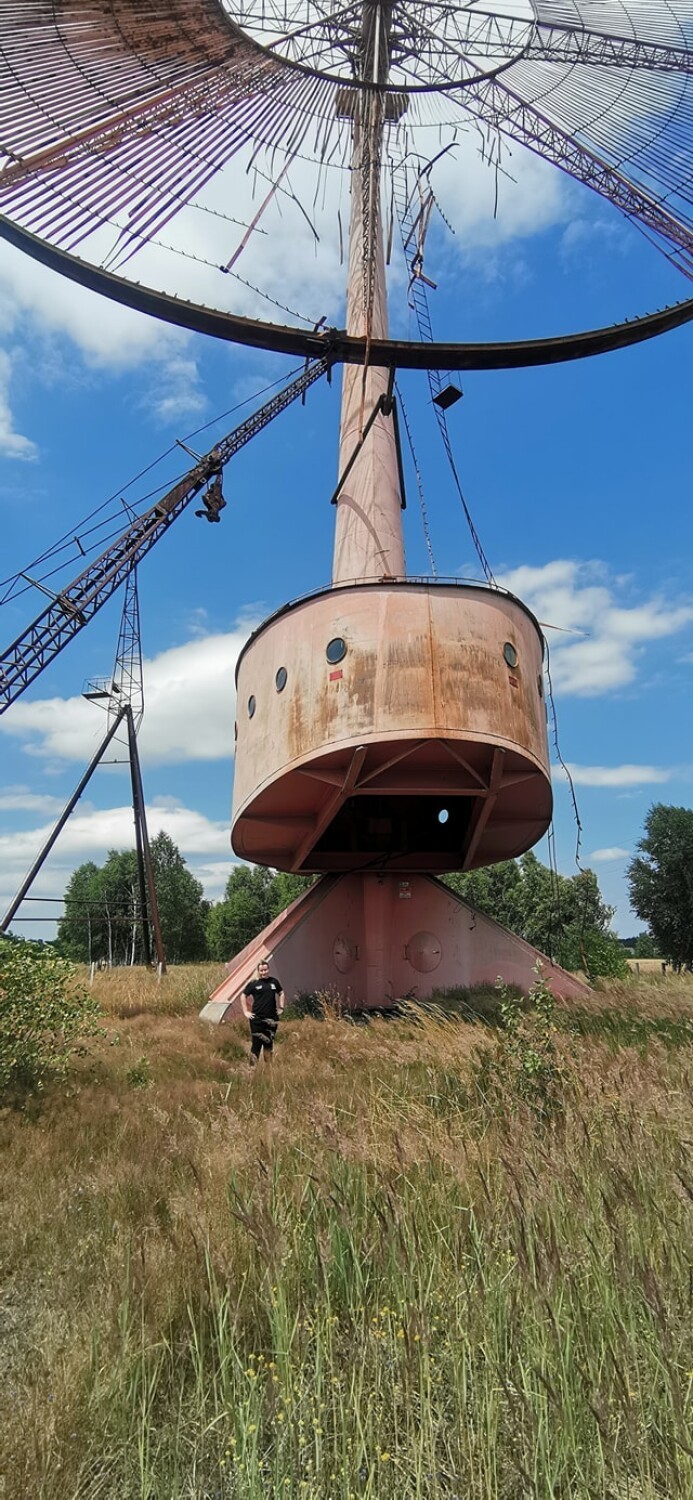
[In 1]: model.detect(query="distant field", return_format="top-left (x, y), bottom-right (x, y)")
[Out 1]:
top-left (1, 965), bottom-right (692, 1499)
top-left (627, 957), bottom-right (667, 974)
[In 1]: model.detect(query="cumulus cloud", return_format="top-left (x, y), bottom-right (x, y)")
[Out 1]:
top-left (432, 130), bottom-right (566, 255)
top-left (0, 624), bottom-right (256, 766)
top-left (558, 763), bottom-right (672, 788)
top-left (0, 787), bottom-right (69, 814)
top-left (0, 242), bottom-right (183, 369)
top-left (0, 799), bottom-right (238, 935)
top-left (0, 348), bottom-right (37, 460)
top-left (0, 243), bottom-right (206, 425)
top-left (0, 802), bottom-right (230, 867)
top-left (499, 559), bottom-right (693, 696)
top-left (589, 847), bottom-right (631, 862)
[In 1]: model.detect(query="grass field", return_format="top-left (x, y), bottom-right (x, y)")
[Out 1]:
top-left (1, 965), bottom-right (692, 1499)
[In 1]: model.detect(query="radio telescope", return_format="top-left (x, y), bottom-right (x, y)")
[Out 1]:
top-left (1, 1), bottom-right (692, 1006)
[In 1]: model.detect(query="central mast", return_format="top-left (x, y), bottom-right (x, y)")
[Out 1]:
top-left (332, 2), bottom-right (406, 584)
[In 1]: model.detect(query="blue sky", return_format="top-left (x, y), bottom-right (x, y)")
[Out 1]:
top-left (1, 134), bottom-right (692, 941)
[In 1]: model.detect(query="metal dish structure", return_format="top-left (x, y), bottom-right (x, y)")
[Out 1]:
top-left (1, 0), bottom-right (693, 361)
top-left (2, 1), bottom-right (692, 1005)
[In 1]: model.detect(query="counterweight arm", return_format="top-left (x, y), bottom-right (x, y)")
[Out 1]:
top-left (0, 356), bottom-right (332, 715)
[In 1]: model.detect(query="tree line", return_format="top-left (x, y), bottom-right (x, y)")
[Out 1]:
top-left (57, 835), bottom-right (312, 966)
top-left (55, 803), bottom-right (693, 973)
top-left (445, 851), bottom-right (627, 978)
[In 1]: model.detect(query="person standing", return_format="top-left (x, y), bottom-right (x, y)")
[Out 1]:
top-left (241, 959), bottom-right (285, 1066)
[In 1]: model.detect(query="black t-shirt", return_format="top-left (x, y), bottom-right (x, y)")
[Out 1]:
top-left (244, 977), bottom-right (282, 1021)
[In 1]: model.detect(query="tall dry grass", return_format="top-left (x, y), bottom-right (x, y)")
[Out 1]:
top-left (85, 961), bottom-right (228, 1018)
top-left (0, 968), bottom-right (691, 1499)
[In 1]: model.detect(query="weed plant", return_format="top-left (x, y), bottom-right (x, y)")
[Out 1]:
top-left (0, 967), bottom-right (691, 1499)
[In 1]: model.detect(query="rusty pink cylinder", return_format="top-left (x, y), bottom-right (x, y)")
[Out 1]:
top-left (231, 579), bottom-right (552, 874)
top-left (332, 121), bottom-right (405, 584)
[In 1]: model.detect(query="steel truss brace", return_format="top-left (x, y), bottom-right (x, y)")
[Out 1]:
top-left (524, 20), bottom-right (693, 71)
top-left (462, 76), bottom-right (693, 271)
top-left (0, 354), bottom-right (332, 715)
top-left (1, 702), bottom-right (167, 970)
top-left (442, 9), bottom-right (693, 71)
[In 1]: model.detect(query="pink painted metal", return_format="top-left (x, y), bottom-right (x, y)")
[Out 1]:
top-left (332, 121), bottom-right (405, 583)
top-left (232, 580), bottom-right (552, 872)
top-left (220, 32), bottom-right (561, 1003)
top-left (200, 871), bottom-right (589, 1024)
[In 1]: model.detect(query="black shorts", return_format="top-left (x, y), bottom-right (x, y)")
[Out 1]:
top-left (249, 1018), bottom-right (278, 1056)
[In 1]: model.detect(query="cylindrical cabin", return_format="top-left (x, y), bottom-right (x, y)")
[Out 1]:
top-left (232, 579), bottom-right (552, 874)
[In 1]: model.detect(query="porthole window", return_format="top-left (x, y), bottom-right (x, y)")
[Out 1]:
top-left (437, 808), bottom-right (449, 825)
top-left (275, 666), bottom-right (287, 693)
top-left (247, 695), bottom-right (256, 718)
top-left (326, 636), bottom-right (347, 665)
top-left (503, 641), bottom-right (518, 669)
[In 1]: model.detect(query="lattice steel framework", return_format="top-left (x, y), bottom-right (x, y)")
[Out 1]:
top-left (1, 0), bottom-right (693, 361)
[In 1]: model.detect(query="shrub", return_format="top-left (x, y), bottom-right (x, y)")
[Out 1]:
top-left (125, 1055), bottom-right (151, 1089)
top-left (284, 990), bottom-right (331, 1020)
top-left (0, 939), bottom-right (103, 1100)
top-left (474, 966), bottom-right (569, 1122)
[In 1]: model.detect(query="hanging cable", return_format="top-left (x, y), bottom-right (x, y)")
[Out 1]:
top-left (433, 406), bottom-right (496, 587)
top-left (395, 379), bottom-right (437, 577)
top-left (544, 634), bottom-right (595, 974)
top-left (544, 636), bottom-right (582, 869)
top-left (392, 157), bottom-right (496, 585)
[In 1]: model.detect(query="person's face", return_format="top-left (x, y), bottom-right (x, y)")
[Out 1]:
top-left (258, 963), bottom-right (269, 979)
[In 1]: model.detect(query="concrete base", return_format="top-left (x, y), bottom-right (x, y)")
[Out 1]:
top-left (199, 872), bottom-right (589, 1023)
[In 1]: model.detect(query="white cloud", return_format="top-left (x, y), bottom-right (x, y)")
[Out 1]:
top-left (0, 803), bottom-right (230, 867)
top-left (0, 242), bottom-right (184, 369)
top-left (432, 130), bottom-right (566, 254)
top-left (499, 559), bottom-right (693, 696)
top-left (559, 763), bottom-right (672, 788)
top-left (0, 348), bottom-right (37, 460)
top-left (0, 800), bottom-right (238, 934)
top-left (0, 244), bottom-right (206, 425)
top-left (0, 787), bottom-right (68, 814)
top-left (142, 357), bottom-right (206, 424)
top-left (0, 624), bottom-right (256, 766)
top-left (589, 847), bottom-right (631, 862)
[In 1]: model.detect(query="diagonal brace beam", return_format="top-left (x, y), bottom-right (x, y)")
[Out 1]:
top-left (461, 75), bottom-right (693, 271)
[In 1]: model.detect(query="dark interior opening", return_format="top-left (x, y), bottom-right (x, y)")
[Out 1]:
top-left (313, 793), bottom-right (474, 860)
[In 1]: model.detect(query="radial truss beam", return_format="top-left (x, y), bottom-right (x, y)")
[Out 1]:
top-left (462, 76), bottom-right (693, 275)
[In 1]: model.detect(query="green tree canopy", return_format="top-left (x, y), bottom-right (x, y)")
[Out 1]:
top-left (446, 851), bottom-right (627, 980)
top-left (58, 834), bottom-right (210, 965)
top-left (206, 867), bottom-right (314, 961)
top-left (627, 804), bottom-right (693, 968)
top-left (150, 831), bottom-right (209, 962)
top-left (633, 932), bottom-right (658, 959)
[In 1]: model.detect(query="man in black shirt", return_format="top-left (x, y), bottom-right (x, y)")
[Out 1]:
top-left (241, 959), bottom-right (285, 1066)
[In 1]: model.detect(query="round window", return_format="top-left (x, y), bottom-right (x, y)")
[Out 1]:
top-left (275, 667), bottom-right (287, 693)
top-left (248, 695), bottom-right (256, 718)
top-left (503, 642), bottom-right (518, 669)
top-left (326, 636), bottom-right (347, 665)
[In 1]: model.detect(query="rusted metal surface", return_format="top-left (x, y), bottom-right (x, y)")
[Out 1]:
top-left (232, 579), bottom-right (552, 873)
top-left (199, 871), bottom-right (589, 1022)
top-left (0, 1), bottom-right (332, 263)
top-left (332, 43), bottom-right (404, 583)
